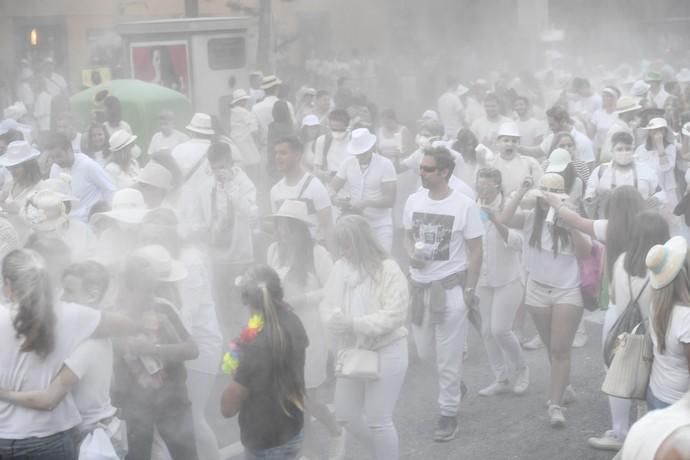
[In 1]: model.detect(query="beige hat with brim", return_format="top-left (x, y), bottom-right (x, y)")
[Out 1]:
top-left (0, 141), bottom-right (40, 167)
top-left (615, 96), bottom-right (643, 114)
top-left (25, 190), bottom-right (69, 233)
top-left (646, 236), bottom-right (688, 289)
top-left (136, 161), bottom-right (172, 190)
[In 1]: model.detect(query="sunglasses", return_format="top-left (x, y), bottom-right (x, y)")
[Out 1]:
top-left (419, 165), bottom-right (438, 173)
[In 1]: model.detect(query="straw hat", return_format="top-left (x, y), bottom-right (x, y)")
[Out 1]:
top-left (301, 114), bottom-right (321, 127)
top-left (132, 244), bottom-right (188, 282)
top-left (272, 199), bottom-right (311, 226)
top-left (185, 113), bottom-right (214, 136)
top-left (641, 117), bottom-right (668, 131)
top-left (136, 161), bottom-right (172, 190)
top-left (347, 128), bottom-right (377, 155)
top-left (109, 130), bottom-right (137, 152)
top-left (90, 188), bottom-right (148, 225)
top-left (538, 173), bottom-right (566, 193)
top-left (497, 122), bottom-right (520, 138)
top-left (0, 141), bottom-right (40, 167)
top-left (35, 177), bottom-right (79, 202)
top-left (25, 190), bottom-right (69, 233)
top-left (646, 236), bottom-right (688, 289)
top-left (615, 96), bottom-right (643, 114)
top-left (261, 75), bottom-right (282, 90)
top-left (230, 89), bottom-right (250, 105)
top-left (545, 148), bottom-right (572, 173)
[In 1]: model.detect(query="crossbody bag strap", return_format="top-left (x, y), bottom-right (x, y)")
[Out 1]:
top-left (296, 174), bottom-right (314, 200)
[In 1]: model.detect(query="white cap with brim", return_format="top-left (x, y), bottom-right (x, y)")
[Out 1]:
top-left (261, 75), bottom-right (282, 90)
top-left (347, 128), bottom-right (377, 155)
top-left (646, 236), bottom-right (688, 289)
top-left (497, 122), bottom-right (520, 138)
top-left (0, 141), bottom-right (40, 167)
top-left (545, 148), bottom-right (572, 173)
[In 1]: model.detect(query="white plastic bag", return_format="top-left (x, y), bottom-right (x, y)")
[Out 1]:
top-left (79, 427), bottom-right (119, 460)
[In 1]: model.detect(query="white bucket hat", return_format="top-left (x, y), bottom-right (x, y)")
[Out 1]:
top-left (90, 188), bottom-right (149, 225)
top-left (347, 128), bottom-right (377, 155)
top-left (615, 96), bottom-right (643, 114)
top-left (420, 110), bottom-right (439, 122)
top-left (497, 122), bottom-right (521, 138)
top-left (646, 236), bottom-right (688, 289)
top-left (3, 102), bottom-right (27, 121)
top-left (301, 114), bottom-right (321, 127)
top-left (136, 161), bottom-right (172, 190)
top-left (109, 130), bottom-right (137, 152)
top-left (132, 244), bottom-right (188, 282)
top-left (456, 84), bottom-right (469, 96)
top-left (261, 75), bottom-right (282, 90)
top-left (0, 141), bottom-right (40, 167)
top-left (272, 199), bottom-right (311, 226)
top-left (186, 113), bottom-right (215, 136)
top-left (230, 89), bottom-right (250, 105)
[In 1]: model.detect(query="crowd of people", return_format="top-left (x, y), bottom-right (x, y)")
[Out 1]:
top-left (0, 55), bottom-right (690, 460)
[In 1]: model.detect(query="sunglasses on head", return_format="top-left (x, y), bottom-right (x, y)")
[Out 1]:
top-left (419, 165), bottom-right (438, 173)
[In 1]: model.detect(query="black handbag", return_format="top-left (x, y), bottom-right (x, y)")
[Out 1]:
top-left (603, 276), bottom-right (649, 367)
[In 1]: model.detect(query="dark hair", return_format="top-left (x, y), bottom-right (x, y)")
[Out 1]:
top-left (546, 105), bottom-right (571, 124)
top-left (63, 261), bottom-right (110, 303)
top-left (549, 131), bottom-right (576, 155)
top-left (239, 265), bottom-right (305, 415)
top-left (328, 109), bottom-right (350, 125)
top-left (3, 249), bottom-right (55, 357)
top-left (103, 96), bottom-right (122, 125)
top-left (423, 146), bottom-right (455, 180)
top-left (316, 90), bottom-right (330, 99)
top-left (207, 141), bottom-right (232, 165)
top-left (275, 217), bottom-right (315, 288)
top-left (85, 123), bottom-right (110, 161)
top-left (453, 128), bottom-right (478, 164)
top-left (557, 163), bottom-right (577, 194)
top-left (477, 167), bottom-right (503, 195)
top-left (380, 108), bottom-right (397, 123)
top-left (10, 159), bottom-right (43, 187)
top-left (529, 200), bottom-right (571, 255)
top-left (623, 211), bottom-right (670, 278)
top-left (605, 186), bottom-right (646, 277)
top-left (274, 136), bottom-right (303, 154)
top-left (43, 132), bottom-right (72, 152)
top-left (611, 131), bottom-right (634, 147)
top-left (272, 100), bottom-right (293, 125)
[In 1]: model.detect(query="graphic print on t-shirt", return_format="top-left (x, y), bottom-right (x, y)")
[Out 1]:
top-left (411, 212), bottom-right (455, 260)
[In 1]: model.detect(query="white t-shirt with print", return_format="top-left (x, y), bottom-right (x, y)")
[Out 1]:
top-left (336, 153), bottom-right (396, 228)
top-left (0, 302), bottom-right (101, 438)
top-left (650, 305), bottom-right (690, 404)
top-left (271, 172), bottom-right (331, 232)
top-left (403, 188), bottom-right (484, 283)
top-left (64, 338), bottom-right (117, 428)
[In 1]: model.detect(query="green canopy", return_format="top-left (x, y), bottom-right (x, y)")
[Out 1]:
top-left (69, 79), bottom-right (193, 153)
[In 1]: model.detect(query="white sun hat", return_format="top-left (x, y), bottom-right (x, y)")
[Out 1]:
top-left (641, 117), bottom-right (668, 131)
top-left (109, 129), bottom-right (137, 152)
top-left (630, 80), bottom-right (651, 97)
top-left (136, 161), bottom-right (172, 190)
top-left (90, 188), bottom-right (149, 225)
top-left (230, 89), bottom-right (250, 105)
top-left (615, 96), bottom-right (643, 114)
top-left (185, 113), bottom-right (215, 136)
top-left (261, 75), bottom-right (282, 90)
top-left (347, 128), bottom-right (377, 155)
top-left (0, 141), bottom-right (40, 167)
top-left (646, 236), bottom-right (688, 289)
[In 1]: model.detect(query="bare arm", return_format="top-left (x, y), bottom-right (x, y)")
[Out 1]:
top-left (464, 237), bottom-right (483, 291)
top-left (221, 380), bottom-right (249, 418)
top-left (542, 191), bottom-right (597, 238)
top-left (570, 228), bottom-right (592, 260)
top-left (0, 366), bottom-right (78, 411)
top-left (329, 176), bottom-right (346, 196)
top-left (92, 312), bottom-right (141, 339)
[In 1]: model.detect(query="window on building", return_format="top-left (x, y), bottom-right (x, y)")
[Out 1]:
top-left (207, 37), bottom-right (246, 70)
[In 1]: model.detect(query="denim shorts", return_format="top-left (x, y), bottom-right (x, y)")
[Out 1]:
top-left (0, 430), bottom-right (77, 460)
top-left (244, 430), bottom-right (303, 460)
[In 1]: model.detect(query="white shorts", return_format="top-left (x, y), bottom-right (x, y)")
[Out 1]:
top-left (525, 278), bottom-right (583, 308)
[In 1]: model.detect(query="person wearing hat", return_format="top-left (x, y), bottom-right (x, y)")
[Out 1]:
top-left (635, 117), bottom-right (679, 215)
top-left (502, 173), bottom-right (592, 428)
top-left (300, 114), bottom-right (324, 169)
top-left (147, 110), bottom-right (190, 158)
top-left (135, 160), bottom-right (173, 209)
top-left (170, 112), bottom-right (215, 198)
top-left (248, 71), bottom-right (265, 106)
top-left (535, 105), bottom-right (595, 168)
top-left (469, 93), bottom-right (511, 151)
top-left (0, 141), bottom-right (43, 221)
top-left (645, 71), bottom-right (671, 110)
top-left (644, 236), bottom-right (690, 412)
top-left (489, 121), bottom-right (543, 196)
top-left (597, 96), bottom-right (644, 163)
top-left (589, 87), bottom-right (621, 156)
top-left (105, 129), bottom-right (141, 190)
top-left (113, 245), bottom-right (199, 460)
top-left (312, 109), bottom-right (351, 185)
top-left (252, 75), bottom-right (282, 146)
top-left (437, 76), bottom-right (467, 140)
top-left (403, 146), bottom-right (484, 441)
top-left (103, 95), bottom-right (133, 138)
top-left (270, 136), bottom-right (333, 244)
top-left (47, 132), bottom-right (116, 222)
top-left (266, 199), bottom-right (344, 458)
top-left (329, 128), bottom-right (397, 251)
top-left (229, 89), bottom-right (261, 183)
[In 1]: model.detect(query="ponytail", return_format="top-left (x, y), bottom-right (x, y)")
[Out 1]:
top-left (3, 249), bottom-right (56, 357)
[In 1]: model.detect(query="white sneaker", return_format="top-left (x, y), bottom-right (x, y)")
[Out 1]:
top-left (327, 428), bottom-right (347, 460)
top-left (513, 366), bottom-right (530, 395)
top-left (545, 385), bottom-right (577, 408)
top-left (478, 380), bottom-right (511, 396)
top-left (548, 404), bottom-right (565, 428)
top-left (522, 335), bottom-right (544, 350)
top-left (588, 430), bottom-right (625, 451)
top-left (573, 328), bottom-right (588, 348)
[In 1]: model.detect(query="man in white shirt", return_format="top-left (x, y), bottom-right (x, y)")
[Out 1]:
top-left (570, 77), bottom-right (602, 123)
top-left (646, 72), bottom-right (671, 110)
top-left (490, 122), bottom-right (544, 195)
top-left (537, 105), bottom-right (596, 167)
top-left (437, 77), bottom-right (466, 139)
top-left (329, 128), bottom-right (396, 251)
top-left (270, 136), bottom-right (333, 244)
top-left (313, 109), bottom-right (351, 184)
top-left (251, 75), bottom-right (281, 146)
top-left (47, 133), bottom-right (116, 222)
top-left (470, 93), bottom-right (510, 151)
top-left (404, 146), bottom-right (483, 443)
top-left (147, 110), bottom-right (189, 157)
top-left (513, 96), bottom-right (546, 148)
top-left (589, 87), bottom-right (620, 157)
top-left (55, 114), bottom-right (82, 154)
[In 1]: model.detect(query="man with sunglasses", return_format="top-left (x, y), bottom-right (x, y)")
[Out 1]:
top-left (403, 146), bottom-right (484, 442)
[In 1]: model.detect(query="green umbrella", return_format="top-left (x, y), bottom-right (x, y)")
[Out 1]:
top-left (69, 79), bottom-right (194, 153)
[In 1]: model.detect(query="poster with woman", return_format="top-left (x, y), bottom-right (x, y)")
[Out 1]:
top-left (131, 41), bottom-right (190, 96)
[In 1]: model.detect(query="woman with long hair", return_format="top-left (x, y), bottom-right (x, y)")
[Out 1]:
top-left (502, 173), bottom-right (592, 427)
top-left (221, 265), bottom-right (308, 459)
top-left (321, 215), bottom-right (409, 459)
top-left (0, 141), bottom-right (43, 229)
top-left (588, 211), bottom-right (670, 451)
top-left (105, 130), bottom-right (140, 190)
top-left (266, 199), bottom-right (344, 458)
top-left (548, 131), bottom-right (591, 183)
top-left (475, 168), bottom-right (529, 397)
top-left (645, 236), bottom-right (690, 410)
top-left (83, 122), bottom-right (110, 165)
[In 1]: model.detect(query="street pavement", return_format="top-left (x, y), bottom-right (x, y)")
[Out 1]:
top-left (208, 312), bottom-right (624, 460)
